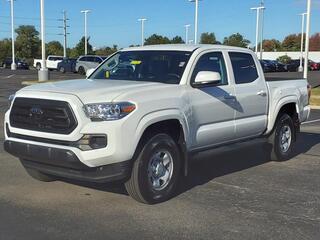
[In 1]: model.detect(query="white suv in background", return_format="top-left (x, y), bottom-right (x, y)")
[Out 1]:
top-left (75, 55), bottom-right (106, 75)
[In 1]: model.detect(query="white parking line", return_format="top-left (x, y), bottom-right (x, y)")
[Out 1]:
top-left (5, 74), bottom-right (15, 79)
top-left (302, 119), bottom-right (320, 125)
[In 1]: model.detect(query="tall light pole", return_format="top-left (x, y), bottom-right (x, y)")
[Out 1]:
top-left (189, 0), bottom-right (201, 44)
top-left (251, 6), bottom-right (265, 58)
top-left (303, 0), bottom-right (311, 79)
top-left (81, 10), bottom-right (91, 55)
top-left (38, 0), bottom-right (48, 81)
top-left (184, 24), bottom-right (191, 44)
top-left (138, 18), bottom-right (147, 46)
top-left (259, 0), bottom-right (266, 60)
top-left (299, 13), bottom-right (307, 72)
top-left (9, 0), bottom-right (16, 70)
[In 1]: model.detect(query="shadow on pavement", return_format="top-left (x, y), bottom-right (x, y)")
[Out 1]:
top-left (61, 132), bottom-right (320, 199)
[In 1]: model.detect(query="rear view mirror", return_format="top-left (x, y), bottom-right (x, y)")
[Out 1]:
top-left (86, 68), bottom-right (95, 78)
top-left (194, 71), bottom-right (221, 85)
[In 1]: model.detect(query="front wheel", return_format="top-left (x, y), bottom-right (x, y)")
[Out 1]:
top-left (36, 63), bottom-right (41, 71)
top-left (268, 113), bottom-right (295, 161)
top-left (125, 133), bottom-right (181, 204)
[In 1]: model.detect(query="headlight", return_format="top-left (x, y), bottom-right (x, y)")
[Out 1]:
top-left (84, 102), bottom-right (136, 121)
top-left (8, 94), bottom-right (15, 108)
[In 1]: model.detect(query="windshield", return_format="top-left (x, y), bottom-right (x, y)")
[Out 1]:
top-left (91, 51), bottom-right (192, 84)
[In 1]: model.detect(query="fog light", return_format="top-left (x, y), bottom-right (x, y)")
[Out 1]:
top-left (76, 135), bottom-right (107, 151)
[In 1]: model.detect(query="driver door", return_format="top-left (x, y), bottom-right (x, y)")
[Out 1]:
top-left (187, 51), bottom-right (236, 149)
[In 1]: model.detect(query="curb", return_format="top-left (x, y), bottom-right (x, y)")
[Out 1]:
top-left (310, 105), bottom-right (320, 110)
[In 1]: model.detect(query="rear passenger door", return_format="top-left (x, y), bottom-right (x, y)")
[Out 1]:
top-left (229, 52), bottom-right (268, 139)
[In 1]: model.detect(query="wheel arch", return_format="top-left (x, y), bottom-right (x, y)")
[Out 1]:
top-left (266, 97), bottom-right (300, 136)
top-left (133, 110), bottom-right (190, 176)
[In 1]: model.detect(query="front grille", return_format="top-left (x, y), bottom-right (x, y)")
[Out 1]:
top-left (10, 98), bottom-right (78, 134)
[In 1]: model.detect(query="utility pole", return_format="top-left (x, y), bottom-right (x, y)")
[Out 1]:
top-left (185, 24), bottom-right (191, 44)
top-left (138, 18), bottom-right (147, 46)
top-left (59, 10), bottom-right (69, 58)
top-left (38, 0), bottom-right (48, 81)
top-left (303, 0), bottom-right (311, 79)
top-left (259, 0), bottom-right (265, 60)
top-left (299, 13), bottom-right (307, 72)
top-left (9, 0), bottom-right (16, 70)
top-left (251, 6), bottom-right (265, 58)
top-left (81, 10), bottom-right (91, 55)
top-left (189, 0), bottom-right (202, 44)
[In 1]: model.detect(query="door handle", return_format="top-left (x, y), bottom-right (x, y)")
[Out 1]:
top-left (257, 90), bottom-right (267, 97)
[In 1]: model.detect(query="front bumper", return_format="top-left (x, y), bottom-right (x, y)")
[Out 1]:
top-left (4, 140), bottom-right (131, 183)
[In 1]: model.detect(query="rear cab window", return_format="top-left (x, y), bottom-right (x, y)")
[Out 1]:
top-left (229, 52), bottom-right (259, 84)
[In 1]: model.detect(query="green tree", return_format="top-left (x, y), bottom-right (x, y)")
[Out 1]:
top-left (281, 34), bottom-right (301, 51)
top-left (223, 33), bottom-right (250, 48)
top-left (260, 39), bottom-right (282, 52)
top-left (95, 45), bottom-right (118, 56)
top-left (171, 36), bottom-right (185, 44)
top-left (277, 55), bottom-right (292, 64)
top-left (15, 25), bottom-right (40, 59)
top-left (144, 34), bottom-right (171, 45)
top-left (74, 36), bottom-right (93, 56)
top-left (310, 33), bottom-right (320, 51)
top-left (200, 32), bottom-right (217, 44)
top-left (46, 41), bottom-right (63, 56)
top-left (0, 39), bottom-right (12, 63)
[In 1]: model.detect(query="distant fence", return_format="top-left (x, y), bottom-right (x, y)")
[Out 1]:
top-left (257, 52), bottom-right (320, 62)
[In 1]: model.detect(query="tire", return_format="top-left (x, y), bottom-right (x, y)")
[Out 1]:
top-left (36, 63), bottom-right (41, 71)
top-left (59, 67), bottom-right (66, 73)
top-left (78, 66), bottom-right (85, 75)
top-left (125, 133), bottom-right (181, 204)
top-left (24, 167), bottom-right (56, 182)
top-left (268, 113), bottom-right (295, 161)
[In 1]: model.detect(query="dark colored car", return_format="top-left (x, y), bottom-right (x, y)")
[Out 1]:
top-left (57, 58), bottom-right (77, 73)
top-left (286, 59), bottom-right (319, 72)
top-left (259, 60), bottom-right (275, 73)
top-left (2, 57), bottom-right (29, 70)
top-left (268, 60), bottom-right (287, 72)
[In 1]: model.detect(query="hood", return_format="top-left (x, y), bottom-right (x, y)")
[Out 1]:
top-left (21, 79), bottom-right (163, 104)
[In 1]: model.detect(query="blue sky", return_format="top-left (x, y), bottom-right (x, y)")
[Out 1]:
top-left (0, 0), bottom-right (319, 49)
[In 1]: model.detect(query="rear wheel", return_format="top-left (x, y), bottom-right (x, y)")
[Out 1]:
top-left (78, 66), bottom-right (85, 75)
top-left (59, 66), bottom-right (66, 73)
top-left (24, 166), bottom-right (56, 182)
top-left (125, 133), bottom-right (181, 204)
top-left (36, 63), bottom-right (41, 71)
top-left (268, 113), bottom-right (295, 161)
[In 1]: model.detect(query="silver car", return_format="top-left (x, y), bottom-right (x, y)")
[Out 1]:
top-left (75, 55), bottom-right (106, 75)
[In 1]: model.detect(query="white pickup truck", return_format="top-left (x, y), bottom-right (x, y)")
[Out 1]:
top-left (33, 55), bottom-right (64, 71)
top-left (5, 45), bottom-right (310, 204)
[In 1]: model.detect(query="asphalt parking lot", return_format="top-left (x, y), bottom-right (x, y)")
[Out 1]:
top-left (0, 69), bottom-right (319, 240)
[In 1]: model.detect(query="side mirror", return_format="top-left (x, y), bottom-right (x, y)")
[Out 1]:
top-left (86, 68), bottom-right (95, 78)
top-left (194, 71), bottom-right (221, 86)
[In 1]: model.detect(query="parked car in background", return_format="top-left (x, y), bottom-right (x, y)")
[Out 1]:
top-left (285, 60), bottom-right (300, 72)
top-left (34, 55), bottom-right (64, 71)
top-left (259, 60), bottom-right (275, 73)
top-left (268, 60), bottom-right (286, 72)
top-left (57, 58), bottom-right (77, 73)
top-left (2, 58), bottom-right (29, 70)
top-left (309, 61), bottom-right (319, 71)
top-left (75, 55), bottom-right (107, 75)
top-left (285, 59), bottom-right (319, 72)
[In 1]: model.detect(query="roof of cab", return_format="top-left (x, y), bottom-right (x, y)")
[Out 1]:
top-left (121, 44), bottom-right (250, 52)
